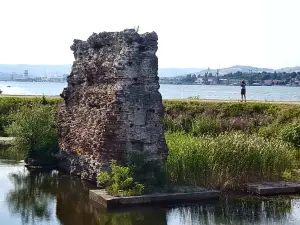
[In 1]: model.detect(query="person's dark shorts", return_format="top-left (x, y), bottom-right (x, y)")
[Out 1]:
top-left (241, 89), bottom-right (246, 95)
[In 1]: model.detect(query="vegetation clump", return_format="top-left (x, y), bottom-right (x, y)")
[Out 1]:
top-left (97, 160), bottom-right (145, 197)
top-left (1, 97), bottom-right (300, 192)
top-left (281, 124), bottom-right (300, 148)
top-left (97, 151), bottom-right (168, 196)
top-left (6, 104), bottom-right (58, 161)
top-left (166, 132), bottom-right (295, 189)
top-left (127, 150), bottom-right (168, 192)
top-left (0, 97), bottom-right (61, 137)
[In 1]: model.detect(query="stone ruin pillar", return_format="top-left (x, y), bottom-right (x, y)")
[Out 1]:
top-left (58, 29), bottom-right (168, 182)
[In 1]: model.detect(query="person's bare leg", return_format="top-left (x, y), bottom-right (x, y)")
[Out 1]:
top-left (241, 94), bottom-right (243, 102)
top-left (244, 94), bottom-right (246, 102)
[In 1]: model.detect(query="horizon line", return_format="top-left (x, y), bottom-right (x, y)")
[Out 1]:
top-left (0, 64), bottom-right (299, 70)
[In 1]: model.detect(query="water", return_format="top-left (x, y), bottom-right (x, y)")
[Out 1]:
top-left (0, 81), bottom-right (300, 101)
top-left (1, 160), bottom-right (300, 225)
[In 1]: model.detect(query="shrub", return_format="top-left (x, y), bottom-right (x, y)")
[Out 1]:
top-left (166, 132), bottom-right (295, 189)
top-left (97, 160), bottom-right (145, 197)
top-left (164, 116), bottom-right (192, 133)
top-left (127, 150), bottom-right (167, 192)
top-left (40, 95), bottom-right (48, 105)
top-left (191, 116), bottom-right (222, 136)
top-left (258, 124), bottom-right (280, 138)
top-left (187, 96), bottom-right (200, 100)
top-left (282, 169), bottom-right (300, 181)
top-left (0, 96), bottom-right (61, 136)
top-left (6, 104), bottom-right (58, 160)
top-left (281, 124), bottom-right (300, 148)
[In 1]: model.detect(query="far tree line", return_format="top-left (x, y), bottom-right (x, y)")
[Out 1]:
top-left (166, 71), bottom-right (300, 85)
top-left (223, 71), bottom-right (300, 84)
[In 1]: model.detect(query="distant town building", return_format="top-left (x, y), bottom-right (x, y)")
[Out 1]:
top-left (24, 70), bottom-right (29, 79)
top-left (11, 72), bottom-right (16, 80)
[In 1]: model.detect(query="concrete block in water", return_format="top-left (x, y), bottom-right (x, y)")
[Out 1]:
top-left (89, 189), bottom-right (220, 208)
top-left (246, 181), bottom-right (300, 195)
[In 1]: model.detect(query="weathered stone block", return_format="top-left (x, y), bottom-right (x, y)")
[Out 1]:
top-left (58, 29), bottom-right (168, 182)
top-left (89, 189), bottom-right (220, 208)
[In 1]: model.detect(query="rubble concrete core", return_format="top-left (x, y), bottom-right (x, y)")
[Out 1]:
top-left (57, 29), bottom-right (168, 182)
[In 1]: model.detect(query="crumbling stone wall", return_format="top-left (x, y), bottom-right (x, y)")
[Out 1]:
top-left (58, 29), bottom-right (168, 182)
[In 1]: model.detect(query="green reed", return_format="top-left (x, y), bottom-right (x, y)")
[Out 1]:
top-left (166, 132), bottom-right (295, 189)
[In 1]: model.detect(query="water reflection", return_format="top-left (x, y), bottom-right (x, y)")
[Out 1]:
top-left (4, 168), bottom-right (167, 225)
top-left (3, 165), bottom-right (300, 225)
top-left (6, 170), bottom-right (58, 224)
top-left (167, 196), bottom-right (294, 225)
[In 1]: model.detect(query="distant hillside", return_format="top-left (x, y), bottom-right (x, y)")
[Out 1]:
top-left (0, 64), bottom-right (72, 77)
top-left (191, 65), bottom-right (300, 77)
top-left (277, 66), bottom-right (300, 73)
top-left (197, 65), bottom-right (275, 76)
top-left (0, 64), bottom-right (299, 79)
top-left (158, 68), bottom-right (205, 77)
top-left (0, 65), bottom-right (205, 78)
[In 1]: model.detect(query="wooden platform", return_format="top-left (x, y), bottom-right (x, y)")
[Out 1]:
top-left (90, 189), bottom-right (220, 208)
top-left (246, 181), bottom-right (300, 195)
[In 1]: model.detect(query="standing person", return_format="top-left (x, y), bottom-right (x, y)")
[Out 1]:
top-left (241, 80), bottom-right (246, 102)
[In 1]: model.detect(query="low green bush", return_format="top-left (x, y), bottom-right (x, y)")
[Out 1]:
top-left (282, 169), bottom-right (300, 181)
top-left (6, 104), bottom-right (58, 160)
top-left (164, 116), bottom-right (192, 133)
top-left (166, 132), bottom-right (295, 189)
top-left (0, 97), bottom-right (61, 136)
top-left (97, 160), bottom-right (145, 196)
top-left (281, 124), bottom-right (300, 148)
top-left (127, 150), bottom-right (167, 192)
top-left (257, 124), bottom-right (280, 138)
top-left (191, 116), bottom-right (222, 136)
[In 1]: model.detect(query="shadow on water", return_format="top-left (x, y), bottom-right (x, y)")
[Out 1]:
top-left (4, 166), bottom-right (300, 225)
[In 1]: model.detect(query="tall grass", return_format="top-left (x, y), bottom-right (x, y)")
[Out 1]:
top-left (166, 132), bottom-right (295, 189)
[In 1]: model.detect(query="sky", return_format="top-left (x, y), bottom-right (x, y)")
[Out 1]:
top-left (0, 0), bottom-right (299, 69)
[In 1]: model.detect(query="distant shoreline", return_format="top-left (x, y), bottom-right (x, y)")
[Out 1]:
top-left (168, 98), bottom-right (300, 104)
top-left (0, 94), bottom-right (299, 104)
top-left (0, 94), bottom-right (60, 99)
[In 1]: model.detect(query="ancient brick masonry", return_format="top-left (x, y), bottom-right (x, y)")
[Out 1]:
top-left (58, 29), bottom-right (168, 182)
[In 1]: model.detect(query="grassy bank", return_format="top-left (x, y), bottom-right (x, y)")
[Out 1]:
top-left (0, 96), bottom-right (299, 190)
top-left (163, 100), bottom-right (300, 138)
top-left (164, 100), bottom-right (300, 188)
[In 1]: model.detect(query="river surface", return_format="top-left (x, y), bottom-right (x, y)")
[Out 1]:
top-left (1, 160), bottom-right (300, 225)
top-left (0, 81), bottom-right (300, 101)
